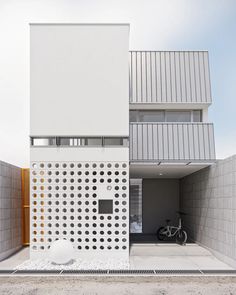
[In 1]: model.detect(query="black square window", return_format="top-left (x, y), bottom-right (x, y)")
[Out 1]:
top-left (98, 200), bottom-right (113, 214)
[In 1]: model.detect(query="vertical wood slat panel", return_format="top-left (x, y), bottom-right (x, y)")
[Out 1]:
top-left (21, 168), bottom-right (30, 246)
top-left (129, 123), bottom-right (215, 161)
top-left (129, 51), bottom-right (212, 103)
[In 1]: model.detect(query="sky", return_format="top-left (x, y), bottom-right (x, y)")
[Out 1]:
top-left (0, 0), bottom-right (236, 167)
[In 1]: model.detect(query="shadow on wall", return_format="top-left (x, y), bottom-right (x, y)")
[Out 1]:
top-left (180, 155), bottom-right (236, 268)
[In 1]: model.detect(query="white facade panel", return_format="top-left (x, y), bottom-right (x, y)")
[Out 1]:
top-left (30, 24), bottom-right (129, 137)
top-left (30, 147), bottom-right (129, 261)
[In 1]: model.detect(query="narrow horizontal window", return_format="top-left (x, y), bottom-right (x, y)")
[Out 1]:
top-left (32, 138), bottom-right (56, 146)
top-left (130, 110), bottom-right (165, 122)
top-left (31, 137), bottom-right (129, 147)
top-left (87, 138), bottom-right (102, 146)
top-left (104, 138), bottom-right (127, 146)
top-left (166, 111), bottom-right (191, 122)
top-left (139, 111), bottom-right (165, 122)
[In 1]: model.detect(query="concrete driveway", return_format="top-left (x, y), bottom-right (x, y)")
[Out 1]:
top-left (0, 244), bottom-right (233, 271)
top-left (130, 243), bottom-right (233, 270)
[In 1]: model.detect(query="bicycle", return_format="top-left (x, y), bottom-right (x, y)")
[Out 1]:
top-left (156, 211), bottom-right (188, 245)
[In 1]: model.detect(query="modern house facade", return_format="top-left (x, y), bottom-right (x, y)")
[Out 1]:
top-left (29, 24), bottom-right (216, 262)
top-left (129, 50), bottom-right (215, 235)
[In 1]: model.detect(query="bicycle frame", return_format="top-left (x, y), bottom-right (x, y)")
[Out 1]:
top-left (161, 218), bottom-right (182, 238)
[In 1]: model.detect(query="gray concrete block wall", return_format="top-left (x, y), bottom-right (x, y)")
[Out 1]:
top-left (180, 155), bottom-right (236, 267)
top-left (0, 161), bottom-right (22, 261)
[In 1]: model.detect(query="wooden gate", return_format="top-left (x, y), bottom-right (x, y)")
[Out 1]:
top-left (21, 168), bottom-right (30, 245)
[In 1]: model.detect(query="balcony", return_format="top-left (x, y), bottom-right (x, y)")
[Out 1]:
top-left (129, 122), bottom-right (215, 162)
top-left (129, 51), bottom-right (212, 105)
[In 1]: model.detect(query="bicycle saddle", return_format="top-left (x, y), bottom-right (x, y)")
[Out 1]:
top-left (166, 219), bottom-right (171, 223)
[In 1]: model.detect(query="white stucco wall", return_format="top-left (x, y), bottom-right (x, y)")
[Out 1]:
top-left (30, 24), bottom-right (129, 137)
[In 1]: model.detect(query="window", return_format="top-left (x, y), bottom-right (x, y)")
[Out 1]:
top-left (32, 138), bottom-right (56, 146)
top-left (139, 111), bottom-right (165, 122)
top-left (98, 200), bottom-right (113, 214)
top-left (130, 110), bottom-right (165, 122)
top-left (130, 110), bottom-right (138, 122)
top-left (87, 138), bottom-right (102, 146)
top-left (192, 110), bottom-right (202, 122)
top-left (166, 111), bottom-right (191, 122)
top-left (130, 110), bottom-right (202, 123)
top-left (130, 179), bottom-right (142, 233)
top-left (31, 137), bottom-right (129, 147)
top-left (104, 138), bottom-right (123, 146)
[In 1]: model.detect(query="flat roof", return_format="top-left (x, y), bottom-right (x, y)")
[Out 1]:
top-left (29, 23), bottom-right (130, 26)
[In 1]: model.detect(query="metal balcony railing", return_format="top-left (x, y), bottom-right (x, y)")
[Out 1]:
top-left (129, 123), bottom-right (215, 162)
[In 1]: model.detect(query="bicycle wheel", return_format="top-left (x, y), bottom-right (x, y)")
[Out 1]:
top-left (156, 227), bottom-right (166, 241)
top-left (176, 229), bottom-right (187, 245)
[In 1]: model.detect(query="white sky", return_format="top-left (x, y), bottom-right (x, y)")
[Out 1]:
top-left (0, 0), bottom-right (235, 167)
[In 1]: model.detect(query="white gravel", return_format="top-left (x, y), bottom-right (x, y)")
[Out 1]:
top-left (15, 258), bottom-right (130, 270)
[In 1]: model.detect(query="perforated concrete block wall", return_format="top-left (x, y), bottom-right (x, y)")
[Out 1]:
top-left (0, 161), bottom-right (22, 261)
top-left (180, 155), bottom-right (236, 267)
top-left (30, 148), bottom-right (129, 260)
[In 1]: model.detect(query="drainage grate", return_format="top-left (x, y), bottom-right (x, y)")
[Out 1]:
top-left (109, 270), bottom-right (155, 275)
top-left (62, 270), bottom-right (108, 274)
top-left (0, 270), bottom-right (14, 274)
top-left (155, 269), bottom-right (202, 274)
top-left (15, 270), bottom-right (61, 274)
top-left (202, 270), bottom-right (236, 275)
top-left (1, 269), bottom-right (235, 276)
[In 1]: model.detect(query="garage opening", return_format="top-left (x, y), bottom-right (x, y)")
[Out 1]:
top-left (130, 178), bottom-right (182, 244)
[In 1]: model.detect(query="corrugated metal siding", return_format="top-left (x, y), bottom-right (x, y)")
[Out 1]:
top-left (129, 51), bottom-right (212, 104)
top-left (130, 123), bottom-right (215, 161)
